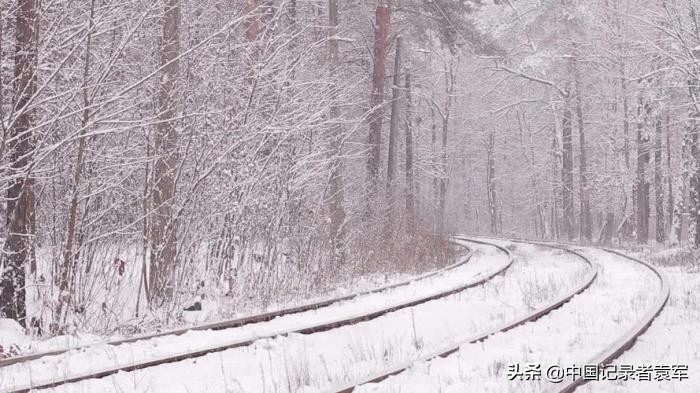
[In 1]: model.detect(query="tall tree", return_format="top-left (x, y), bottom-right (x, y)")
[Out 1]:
top-left (56, 0), bottom-right (97, 329)
top-left (1, 0), bottom-right (38, 326)
top-left (245, 0), bottom-right (259, 85)
top-left (572, 54), bottom-right (592, 241)
top-left (486, 130), bottom-right (499, 235)
top-left (327, 0), bottom-right (346, 264)
top-left (367, 4), bottom-right (390, 205)
top-left (387, 36), bottom-right (402, 189)
top-left (636, 97), bottom-right (651, 244)
top-left (438, 58), bottom-right (455, 236)
top-left (561, 104), bottom-right (575, 240)
top-left (404, 73), bottom-right (415, 235)
top-left (655, 116), bottom-right (665, 243)
top-left (150, 0), bottom-right (181, 298)
top-left (666, 112), bottom-right (674, 236)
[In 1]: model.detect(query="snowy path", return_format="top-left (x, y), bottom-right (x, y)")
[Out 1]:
top-left (0, 239), bottom-right (502, 392)
top-left (23, 240), bottom-right (589, 393)
top-left (349, 244), bottom-right (662, 393)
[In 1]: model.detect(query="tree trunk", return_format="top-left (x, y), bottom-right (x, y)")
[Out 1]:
top-left (1, 0), bottom-right (38, 327)
top-left (672, 120), bottom-right (692, 245)
top-left (573, 56), bottom-right (592, 241)
top-left (654, 116), bottom-right (665, 243)
top-left (621, 63), bottom-right (630, 170)
top-left (562, 106), bottom-right (575, 240)
top-left (387, 36), bottom-right (402, 188)
top-left (438, 59), bottom-right (455, 236)
top-left (598, 212), bottom-right (615, 245)
top-left (486, 131), bottom-right (498, 234)
top-left (430, 105), bottom-right (439, 232)
top-left (688, 37), bottom-right (700, 246)
top-left (245, 0), bottom-right (259, 84)
top-left (385, 35), bottom-right (401, 236)
top-left (636, 98), bottom-right (650, 244)
top-left (327, 0), bottom-right (346, 265)
top-left (57, 0), bottom-right (96, 329)
top-left (550, 130), bottom-right (561, 240)
top-left (404, 73), bottom-right (415, 235)
top-left (620, 61), bottom-right (634, 237)
top-left (367, 4), bottom-right (390, 204)
top-left (666, 111), bottom-right (674, 236)
top-left (0, 8), bottom-right (4, 138)
top-left (690, 95), bottom-right (700, 247)
top-left (150, 0), bottom-right (181, 298)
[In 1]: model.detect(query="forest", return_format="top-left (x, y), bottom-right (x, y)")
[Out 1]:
top-left (0, 0), bottom-right (698, 339)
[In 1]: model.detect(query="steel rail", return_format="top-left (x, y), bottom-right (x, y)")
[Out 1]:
top-left (1, 238), bottom-right (511, 393)
top-left (325, 238), bottom-right (598, 393)
top-left (552, 246), bottom-right (670, 393)
top-left (0, 241), bottom-right (472, 369)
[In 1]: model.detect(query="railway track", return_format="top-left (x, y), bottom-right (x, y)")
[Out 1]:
top-left (551, 246), bottom-right (670, 393)
top-left (0, 238), bottom-right (511, 393)
top-left (0, 240), bottom-right (473, 370)
top-left (325, 239), bottom-right (668, 393)
top-left (326, 238), bottom-right (599, 393)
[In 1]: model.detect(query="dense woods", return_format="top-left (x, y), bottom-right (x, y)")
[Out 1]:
top-left (0, 0), bottom-right (698, 336)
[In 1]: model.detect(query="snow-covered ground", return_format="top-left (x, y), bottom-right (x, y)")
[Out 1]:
top-left (3, 240), bottom-right (695, 393)
top-left (0, 240), bottom-right (492, 392)
top-left (10, 240), bottom-right (590, 393)
top-left (577, 249), bottom-right (700, 393)
top-left (351, 244), bottom-right (662, 393)
top-left (7, 243), bottom-right (470, 358)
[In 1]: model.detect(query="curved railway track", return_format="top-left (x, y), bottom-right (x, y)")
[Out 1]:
top-left (0, 238), bottom-right (512, 393)
top-left (325, 239), bottom-right (668, 393)
top-left (326, 238), bottom-right (599, 393)
top-left (551, 246), bottom-right (670, 393)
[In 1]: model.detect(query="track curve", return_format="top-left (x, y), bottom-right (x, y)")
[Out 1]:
top-left (325, 238), bottom-right (598, 393)
top-left (551, 246), bottom-right (670, 393)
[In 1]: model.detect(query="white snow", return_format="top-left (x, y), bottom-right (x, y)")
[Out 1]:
top-left (577, 263), bottom-right (700, 392)
top-left (3, 241), bottom-right (693, 393)
top-left (10, 241), bottom-right (590, 393)
top-left (0, 240), bottom-right (491, 392)
top-left (351, 244), bottom-right (661, 393)
top-left (0, 320), bottom-right (28, 359)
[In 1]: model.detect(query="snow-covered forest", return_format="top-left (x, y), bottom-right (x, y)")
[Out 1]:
top-left (0, 0), bottom-right (698, 391)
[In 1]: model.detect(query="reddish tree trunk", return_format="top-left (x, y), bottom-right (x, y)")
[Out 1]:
top-left (1, 0), bottom-right (38, 326)
top-left (245, 0), bottom-right (259, 84)
top-left (150, 0), bottom-right (181, 298)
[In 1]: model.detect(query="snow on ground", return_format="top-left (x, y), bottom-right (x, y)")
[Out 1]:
top-left (21, 241), bottom-right (589, 393)
top-left (0, 320), bottom-right (28, 359)
top-left (0, 240), bottom-right (488, 391)
top-left (26, 238), bottom-right (448, 345)
top-left (8, 245), bottom-right (469, 357)
top-left (578, 251), bottom-right (700, 393)
top-left (351, 244), bottom-right (660, 393)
